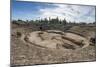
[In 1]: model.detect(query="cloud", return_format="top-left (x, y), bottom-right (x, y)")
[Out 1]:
top-left (37, 4), bottom-right (95, 23)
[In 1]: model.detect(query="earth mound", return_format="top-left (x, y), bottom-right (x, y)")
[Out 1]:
top-left (21, 30), bottom-right (90, 50)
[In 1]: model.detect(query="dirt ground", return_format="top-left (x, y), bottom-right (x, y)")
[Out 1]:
top-left (11, 23), bottom-right (96, 66)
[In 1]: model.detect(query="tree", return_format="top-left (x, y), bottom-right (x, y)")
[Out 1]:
top-left (62, 18), bottom-right (67, 25)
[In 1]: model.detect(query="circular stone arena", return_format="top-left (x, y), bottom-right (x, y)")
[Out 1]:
top-left (21, 30), bottom-right (90, 50)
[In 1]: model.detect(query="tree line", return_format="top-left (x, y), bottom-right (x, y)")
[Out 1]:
top-left (12, 17), bottom-right (95, 26)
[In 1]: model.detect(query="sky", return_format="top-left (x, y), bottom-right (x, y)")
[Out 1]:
top-left (12, 0), bottom-right (96, 23)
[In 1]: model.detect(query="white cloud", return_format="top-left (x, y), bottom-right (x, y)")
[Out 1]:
top-left (37, 4), bottom-right (95, 23)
